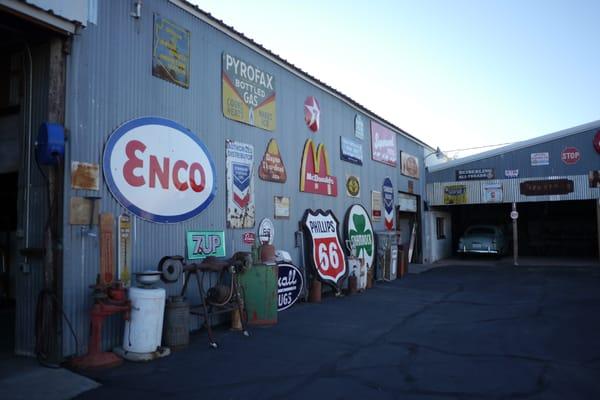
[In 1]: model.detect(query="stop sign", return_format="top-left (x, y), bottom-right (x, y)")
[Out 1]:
top-left (560, 147), bottom-right (580, 165)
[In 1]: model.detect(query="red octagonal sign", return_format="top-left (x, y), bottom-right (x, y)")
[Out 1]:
top-left (561, 147), bottom-right (580, 165)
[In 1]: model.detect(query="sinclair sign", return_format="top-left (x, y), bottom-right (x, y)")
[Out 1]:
top-left (302, 209), bottom-right (347, 289)
top-left (103, 117), bottom-right (216, 223)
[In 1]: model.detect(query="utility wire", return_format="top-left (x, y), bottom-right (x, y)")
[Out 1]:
top-left (442, 142), bottom-right (515, 153)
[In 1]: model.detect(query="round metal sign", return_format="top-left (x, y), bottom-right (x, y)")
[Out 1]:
top-left (258, 218), bottom-right (274, 244)
top-left (593, 131), bottom-right (600, 154)
top-left (103, 117), bottom-right (216, 223)
top-left (510, 211), bottom-right (519, 220)
top-left (277, 263), bottom-right (304, 311)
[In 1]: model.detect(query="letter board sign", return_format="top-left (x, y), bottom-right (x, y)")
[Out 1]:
top-left (302, 209), bottom-right (347, 289)
top-left (103, 117), bottom-right (216, 223)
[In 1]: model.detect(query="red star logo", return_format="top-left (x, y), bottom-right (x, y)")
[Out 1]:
top-left (304, 96), bottom-right (320, 132)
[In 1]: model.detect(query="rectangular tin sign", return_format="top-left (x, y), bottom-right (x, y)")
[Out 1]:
top-left (152, 14), bottom-right (190, 88)
top-left (370, 121), bottom-right (397, 166)
top-left (340, 136), bottom-right (363, 165)
top-left (187, 231), bottom-right (226, 259)
top-left (456, 168), bottom-right (495, 181)
top-left (482, 183), bottom-right (503, 203)
top-left (530, 152), bottom-right (549, 166)
top-left (443, 184), bottom-right (468, 205)
top-left (520, 179), bottom-right (574, 196)
top-left (222, 52), bottom-right (276, 131)
top-left (401, 152), bottom-right (420, 179)
top-left (226, 140), bottom-right (255, 228)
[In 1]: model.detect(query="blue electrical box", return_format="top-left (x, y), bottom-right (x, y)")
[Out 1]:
top-left (36, 123), bottom-right (65, 165)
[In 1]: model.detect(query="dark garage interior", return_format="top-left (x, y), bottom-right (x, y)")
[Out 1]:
top-left (448, 200), bottom-right (598, 258)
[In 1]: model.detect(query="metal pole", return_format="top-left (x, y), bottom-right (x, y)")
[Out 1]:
top-left (512, 202), bottom-right (519, 266)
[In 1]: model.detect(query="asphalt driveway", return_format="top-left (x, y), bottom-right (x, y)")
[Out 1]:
top-left (75, 263), bottom-right (600, 399)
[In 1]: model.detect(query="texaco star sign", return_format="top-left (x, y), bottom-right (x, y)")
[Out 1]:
top-left (304, 96), bottom-right (320, 132)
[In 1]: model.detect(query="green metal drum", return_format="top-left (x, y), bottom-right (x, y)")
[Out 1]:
top-left (239, 263), bottom-right (278, 326)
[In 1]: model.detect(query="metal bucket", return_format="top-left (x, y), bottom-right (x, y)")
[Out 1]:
top-left (163, 296), bottom-right (190, 350)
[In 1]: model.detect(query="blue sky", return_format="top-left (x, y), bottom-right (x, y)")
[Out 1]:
top-left (195, 0), bottom-right (600, 157)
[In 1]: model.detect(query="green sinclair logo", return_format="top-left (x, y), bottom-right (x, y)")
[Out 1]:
top-left (345, 205), bottom-right (374, 269)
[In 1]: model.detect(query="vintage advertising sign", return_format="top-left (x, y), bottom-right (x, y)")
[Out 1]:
top-left (71, 161), bottom-right (99, 190)
top-left (258, 218), bottom-right (275, 244)
top-left (345, 175), bottom-right (361, 198)
top-left (226, 140), bottom-right (255, 228)
top-left (259, 139), bottom-right (287, 182)
top-left (530, 152), bottom-right (549, 166)
top-left (242, 232), bottom-right (256, 245)
top-left (371, 190), bottom-right (382, 220)
top-left (186, 231), bottom-right (226, 259)
top-left (117, 213), bottom-right (132, 286)
top-left (103, 117), bottom-right (216, 223)
top-left (398, 193), bottom-right (417, 212)
top-left (456, 168), bottom-right (495, 181)
top-left (340, 136), bottom-right (363, 165)
top-left (561, 147), bottom-right (581, 165)
top-left (304, 96), bottom-right (320, 132)
top-left (302, 209), bottom-right (347, 289)
top-left (344, 204), bottom-right (375, 270)
top-left (443, 185), bottom-right (468, 205)
top-left (371, 121), bottom-right (397, 166)
top-left (277, 263), bottom-right (304, 311)
top-left (520, 179), bottom-right (574, 196)
top-left (594, 131), bottom-right (600, 154)
top-left (153, 14), bottom-right (190, 88)
top-left (382, 177), bottom-right (394, 230)
top-left (401, 152), bottom-right (420, 179)
top-left (355, 114), bottom-right (365, 140)
top-left (482, 183), bottom-right (503, 203)
top-left (589, 171), bottom-right (600, 188)
top-left (274, 196), bottom-right (290, 219)
top-left (299, 139), bottom-right (338, 196)
top-left (222, 52), bottom-right (276, 131)
top-left (505, 169), bottom-right (519, 178)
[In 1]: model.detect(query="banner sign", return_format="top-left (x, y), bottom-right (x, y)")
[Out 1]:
top-left (401, 152), bottom-right (420, 179)
top-left (561, 147), bottom-right (581, 165)
top-left (505, 169), bottom-right (519, 178)
top-left (456, 168), bottom-right (494, 181)
top-left (371, 190), bottom-right (382, 220)
top-left (299, 139), bottom-right (338, 196)
top-left (520, 179), bottom-right (574, 196)
top-left (222, 52), bottom-right (276, 131)
top-left (304, 96), bottom-right (320, 132)
top-left (344, 204), bottom-right (375, 270)
top-left (443, 184), bottom-right (467, 205)
top-left (346, 175), bottom-right (361, 198)
top-left (186, 230), bottom-right (226, 259)
top-left (340, 136), bottom-right (363, 165)
top-left (259, 139), bottom-right (287, 183)
top-left (482, 183), bottom-right (503, 203)
top-left (302, 209), bottom-right (347, 289)
top-left (103, 117), bottom-right (216, 223)
top-left (277, 263), bottom-right (304, 311)
top-left (370, 121), bottom-right (397, 166)
top-left (355, 114), bottom-right (365, 140)
top-left (531, 152), bottom-right (549, 166)
top-left (153, 14), bottom-right (190, 88)
top-left (382, 177), bottom-right (394, 230)
top-left (226, 140), bottom-right (255, 228)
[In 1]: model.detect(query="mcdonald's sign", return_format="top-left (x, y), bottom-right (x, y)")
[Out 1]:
top-left (299, 139), bottom-right (338, 196)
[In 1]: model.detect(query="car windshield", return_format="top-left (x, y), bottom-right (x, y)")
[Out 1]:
top-left (467, 227), bottom-right (495, 235)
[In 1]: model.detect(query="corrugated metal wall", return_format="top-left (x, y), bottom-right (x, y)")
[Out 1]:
top-left (61, 0), bottom-right (428, 355)
top-left (14, 43), bottom-right (51, 356)
top-left (427, 174), bottom-right (599, 206)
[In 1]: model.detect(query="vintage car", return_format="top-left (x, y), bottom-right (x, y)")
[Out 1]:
top-left (457, 225), bottom-right (506, 256)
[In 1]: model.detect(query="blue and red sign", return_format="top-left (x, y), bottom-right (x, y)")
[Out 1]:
top-left (232, 162), bottom-right (251, 208)
top-left (383, 177), bottom-right (394, 230)
top-left (103, 117), bottom-right (216, 223)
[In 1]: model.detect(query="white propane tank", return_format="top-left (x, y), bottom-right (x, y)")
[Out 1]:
top-left (123, 287), bottom-right (166, 353)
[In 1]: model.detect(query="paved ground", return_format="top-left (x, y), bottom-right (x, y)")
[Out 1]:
top-left (71, 262), bottom-right (600, 400)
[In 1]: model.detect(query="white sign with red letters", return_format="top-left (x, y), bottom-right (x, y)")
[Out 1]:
top-left (103, 117), bottom-right (216, 223)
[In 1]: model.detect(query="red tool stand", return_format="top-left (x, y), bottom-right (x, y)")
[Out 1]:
top-left (70, 285), bottom-right (130, 369)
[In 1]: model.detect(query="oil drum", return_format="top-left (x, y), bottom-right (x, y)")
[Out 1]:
top-left (163, 296), bottom-right (189, 350)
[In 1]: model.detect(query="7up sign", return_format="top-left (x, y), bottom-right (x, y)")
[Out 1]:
top-left (344, 204), bottom-right (375, 270)
top-left (302, 209), bottom-right (347, 289)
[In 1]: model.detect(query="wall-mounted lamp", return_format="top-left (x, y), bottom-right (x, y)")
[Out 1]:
top-left (131, 1), bottom-right (143, 19)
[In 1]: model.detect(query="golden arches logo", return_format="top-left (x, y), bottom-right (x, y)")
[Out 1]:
top-left (299, 139), bottom-right (337, 196)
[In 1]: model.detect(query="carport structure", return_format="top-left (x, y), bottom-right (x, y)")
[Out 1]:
top-left (425, 121), bottom-right (600, 263)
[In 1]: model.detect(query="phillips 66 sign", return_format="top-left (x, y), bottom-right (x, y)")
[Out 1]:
top-left (103, 117), bottom-right (217, 223)
top-left (302, 209), bottom-right (347, 289)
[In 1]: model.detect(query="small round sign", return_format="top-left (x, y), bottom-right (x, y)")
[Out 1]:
top-left (510, 211), bottom-right (519, 220)
top-left (258, 218), bottom-right (274, 244)
top-left (594, 131), bottom-right (600, 154)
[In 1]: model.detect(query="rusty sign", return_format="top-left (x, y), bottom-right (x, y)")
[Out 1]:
top-left (226, 140), bottom-right (255, 228)
top-left (152, 14), bottom-right (190, 88)
top-left (71, 161), bottom-right (99, 190)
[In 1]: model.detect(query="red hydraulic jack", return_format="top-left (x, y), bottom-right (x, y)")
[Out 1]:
top-left (70, 284), bottom-right (130, 369)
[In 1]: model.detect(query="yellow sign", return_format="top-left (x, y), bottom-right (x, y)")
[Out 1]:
top-left (444, 184), bottom-right (468, 205)
top-left (222, 52), bottom-right (276, 131)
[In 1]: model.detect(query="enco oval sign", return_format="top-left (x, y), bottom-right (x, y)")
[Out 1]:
top-left (103, 117), bottom-right (217, 223)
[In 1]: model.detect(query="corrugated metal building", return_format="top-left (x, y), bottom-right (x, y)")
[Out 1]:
top-left (426, 121), bottom-right (600, 263)
top-left (0, 0), bottom-right (434, 359)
